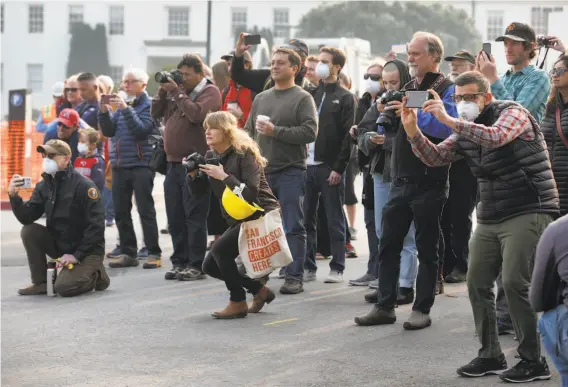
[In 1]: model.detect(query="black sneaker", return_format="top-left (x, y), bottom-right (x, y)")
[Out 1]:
top-left (499, 357), bottom-right (551, 383)
top-left (177, 268), bottom-right (207, 281)
top-left (165, 266), bottom-right (183, 280)
top-left (457, 354), bottom-right (507, 377)
top-left (279, 279), bottom-right (304, 294)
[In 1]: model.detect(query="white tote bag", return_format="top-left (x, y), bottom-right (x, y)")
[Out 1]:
top-left (238, 209), bottom-right (293, 279)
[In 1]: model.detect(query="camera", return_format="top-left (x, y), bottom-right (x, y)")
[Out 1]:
top-left (377, 90), bottom-right (405, 132)
top-left (154, 69), bottom-right (183, 85)
top-left (182, 153), bottom-right (221, 173)
top-left (537, 36), bottom-right (552, 48)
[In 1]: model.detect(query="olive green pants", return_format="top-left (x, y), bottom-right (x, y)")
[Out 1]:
top-left (21, 223), bottom-right (109, 297)
top-left (467, 212), bottom-right (553, 361)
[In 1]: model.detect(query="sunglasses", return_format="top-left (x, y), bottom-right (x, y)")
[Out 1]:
top-left (363, 74), bottom-right (381, 82)
top-left (451, 93), bottom-right (486, 103)
top-left (550, 68), bottom-right (568, 77)
top-left (65, 88), bottom-right (78, 93)
top-left (58, 123), bottom-right (72, 130)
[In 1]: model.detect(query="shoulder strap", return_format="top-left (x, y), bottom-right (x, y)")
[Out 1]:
top-left (556, 107), bottom-right (568, 148)
top-left (263, 76), bottom-right (273, 91)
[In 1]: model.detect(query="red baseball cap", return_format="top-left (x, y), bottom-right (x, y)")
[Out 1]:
top-left (58, 108), bottom-right (80, 127)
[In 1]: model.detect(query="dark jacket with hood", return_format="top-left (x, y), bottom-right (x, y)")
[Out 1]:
top-left (231, 55), bottom-right (314, 94)
top-left (358, 59), bottom-right (412, 183)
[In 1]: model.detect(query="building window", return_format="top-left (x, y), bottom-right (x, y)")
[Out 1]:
top-left (110, 66), bottom-right (124, 87)
top-left (273, 8), bottom-right (290, 39)
top-left (68, 5), bottom-right (83, 33)
top-left (531, 7), bottom-right (549, 36)
top-left (27, 64), bottom-right (43, 93)
top-left (109, 5), bottom-right (124, 35)
top-left (231, 7), bottom-right (247, 35)
top-left (168, 7), bottom-right (189, 37)
top-left (486, 11), bottom-right (504, 41)
top-left (28, 4), bottom-right (44, 34)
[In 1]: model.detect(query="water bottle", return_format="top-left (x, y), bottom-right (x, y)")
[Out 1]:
top-left (47, 261), bottom-right (57, 297)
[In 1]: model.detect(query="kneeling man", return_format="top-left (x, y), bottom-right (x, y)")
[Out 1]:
top-left (9, 140), bottom-right (110, 297)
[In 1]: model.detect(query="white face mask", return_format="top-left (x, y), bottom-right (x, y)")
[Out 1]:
top-left (364, 79), bottom-right (382, 95)
top-left (457, 101), bottom-right (481, 122)
top-left (118, 90), bottom-right (135, 103)
top-left (315, 62), bottom-right (330, 79)
top-left (77, 143), bottom-right (89, 154)
top-left (43, 158), bottom-right (59, 175)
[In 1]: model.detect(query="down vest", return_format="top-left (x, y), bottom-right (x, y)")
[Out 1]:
top-left (99, 93), bottom-right (155, 168)
top-left (541, 95), bottom-right (568, 216)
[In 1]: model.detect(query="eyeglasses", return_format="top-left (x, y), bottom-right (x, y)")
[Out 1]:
top-left (363, 74), bottom-right (381, 82)
top-left (451, 93), bottom-right (486, 103)
top-left (65, 88), bottom-right (78, 93)
top-left (550, 68), bottom-right (568, 77)
top-left (122, 80), bottom-right (141, 85)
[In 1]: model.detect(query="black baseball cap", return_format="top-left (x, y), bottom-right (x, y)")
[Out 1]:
top-left (281, 39), bottom-right (309, 57)
top-left (444, 50), bottom-right (475, 64)
top-left (495, 22), bottom-right (536, 43)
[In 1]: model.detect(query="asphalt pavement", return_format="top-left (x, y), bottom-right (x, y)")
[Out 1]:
top-left (1, 175), bottom-right (558, 386)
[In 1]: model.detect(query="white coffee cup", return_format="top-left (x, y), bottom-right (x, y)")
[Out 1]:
top-left (257, 115), bottom-right (270, 123)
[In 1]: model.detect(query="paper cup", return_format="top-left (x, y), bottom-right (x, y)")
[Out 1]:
top-left (257, 115), bottom-right (270, 123)
top-left (228, 103), bottom-right (238, 110)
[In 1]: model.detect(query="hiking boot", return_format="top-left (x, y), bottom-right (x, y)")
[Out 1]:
top-left (324, 270), bottom-right (343, 283)
top-left (457, 354), bottom-right (508, 377)
top-left (349, 273), bottom-right (376, 286)
top-left (108, 255), bottom-right (139, 268)
top-left (248, 286), bottom-right (276, 313)
top-left (137, 247), bottom-right (149, 260)
top-left (95, 266), bottom-right (110, 291)
top-left (397, 287), bottom-right (414, 305)
top-left (364, 289), bottom-right (378, 303)
top-left (368, 279), bottom-right (379, 289)
top-left (303, 270), bottom-right (317, 282)
top-left (499, 357), bottom-right (551, 383)
top-left (403, 311), bottom-right (432, 330)
top-left (177, 268), bottom-right (207, 281)
top-left (142, 255), bottom-right (162, 269)
top-left (497, 318), bottom-right (515, 335)
top-left (354, 306), bottom-right (396, 326)
top-left (165, 266), bottom-right (183, 280)
top-left (445, 268), bottom-right (467, 283)
top-left (106, 245), bottom-right (121, 259)
top-left (18, 283), bottom-right (47, 295)
top-left (346, 242), bottom-right (358, 258)
top-left (280, 278), bottom-right (304, 294)
top-left (212, 301), bottom-right (248, 319)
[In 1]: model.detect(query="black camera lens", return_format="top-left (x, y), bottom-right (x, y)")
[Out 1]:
top-left (154, 71), bottom-right (169, 83)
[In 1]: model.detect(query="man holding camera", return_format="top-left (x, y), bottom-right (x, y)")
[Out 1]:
top-left (99, 68), bottom-right (162, 269)
top-left (355, 32), bottom-right (457, 330)
top-left (9, 140), bottom-right (109, 297)
top-left (401, 70), bottom-right (557, 383)
top-left (151, 53), bottom-right (222, 281)
top-left (245, 48), bottom-right (318, 295)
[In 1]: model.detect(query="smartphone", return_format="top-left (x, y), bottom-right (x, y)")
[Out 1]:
top-left (244, 34), bottom-right (261, 45)
top-left (18, 177), bottom-right (32, 189)
top-left (405, 91), bottom-right (430, 109)
top-left (482, 42), bottom-right (492, 57)
top-left (101, 94), bottom-right (113, 104)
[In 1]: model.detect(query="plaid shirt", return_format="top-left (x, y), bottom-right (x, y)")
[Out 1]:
top-left (409, 106), bottom-right (534, 166)
top-left (491, 65), bottom-right (551, 123)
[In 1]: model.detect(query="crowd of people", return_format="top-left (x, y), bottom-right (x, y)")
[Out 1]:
top-left (6, 20), bottom-right (568, 384)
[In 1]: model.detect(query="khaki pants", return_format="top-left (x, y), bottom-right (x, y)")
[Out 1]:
top-left (21, 223), bottom-right (109, 297)
top-left (467, 212), bottom-right (553, 361)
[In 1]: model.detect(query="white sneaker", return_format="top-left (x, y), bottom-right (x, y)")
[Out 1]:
top-left (324, 270), bottom-right (343, 283)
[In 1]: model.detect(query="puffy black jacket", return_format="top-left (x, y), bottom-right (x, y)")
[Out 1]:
top-left (311, 81), bottom-right (356, 174)
top-left (457, 100), bottom-right (559, 223)
top-left (541, 94), bottom-right (568, 215)
top-left (10, 166), bottom-right (105, 260)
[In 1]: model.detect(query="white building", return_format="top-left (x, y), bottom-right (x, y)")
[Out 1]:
top-left (1, 0), bottom-right (566, 115)
top-left (0, 0), bottom-right (325, 115)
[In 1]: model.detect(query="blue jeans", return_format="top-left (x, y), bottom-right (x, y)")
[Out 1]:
top-left (103, 186), bottom-right (115, 222)
top-left (539, 304), bottom-right (568, 386)
top-left (266, 167), bottom-right (307, 281)
top-left (373, 173), bottom-right (417, 288)
top-left (304, 165), bottom-right (346, 274)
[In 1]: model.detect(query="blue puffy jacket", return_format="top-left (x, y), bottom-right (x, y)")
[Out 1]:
top-left (98, 93), bottom-right (155, 168)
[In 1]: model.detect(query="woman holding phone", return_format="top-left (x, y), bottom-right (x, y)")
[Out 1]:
top-left (187, 111), bottom-right (280, 319)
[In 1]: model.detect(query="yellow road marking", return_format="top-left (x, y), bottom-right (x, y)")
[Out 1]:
top-left (263, 318), bottom-right (299, 326)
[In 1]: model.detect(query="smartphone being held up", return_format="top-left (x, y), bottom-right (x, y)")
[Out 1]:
top-left (244, 34), bottom-right (261, 46)
top-left (482, 42), bottom-right (492, 57)
top-left (101, 94), bottom-right (113, 105)
top-left (405, 91), bottom-right (431, 109)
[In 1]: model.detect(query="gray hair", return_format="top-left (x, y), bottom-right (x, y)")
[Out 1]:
top-left (412, 31), bottom-right (444, 63)
top-left (123, 67), bottom-right (149, 84)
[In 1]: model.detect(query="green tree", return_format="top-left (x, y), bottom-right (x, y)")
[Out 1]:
top-left (297, 1), bottom-right (481, 58)
top-left (66, 23), bottom-right (111, 77)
